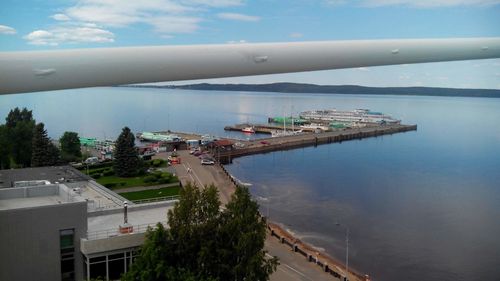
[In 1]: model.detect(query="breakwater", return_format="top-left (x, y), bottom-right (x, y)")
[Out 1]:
top-left (217, 124), bottom-right (417, 164)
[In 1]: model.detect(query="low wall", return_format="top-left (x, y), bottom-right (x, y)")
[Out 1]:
top-left (267, 222), bottom-right (370, 281)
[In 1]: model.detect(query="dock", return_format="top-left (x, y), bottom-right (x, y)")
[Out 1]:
top-left (215, 124), bottom-right (417, 164)
top-left (224, 123), bottom-right (317, 134)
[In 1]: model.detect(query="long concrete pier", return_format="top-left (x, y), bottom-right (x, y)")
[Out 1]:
top-left (216, 124), bottom-right (417, 164)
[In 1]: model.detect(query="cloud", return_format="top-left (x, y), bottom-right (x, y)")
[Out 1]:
top-left (289, 32), bottom-right (303, 38)
top-left (187, 0), bottom-right (243, 6)
top-left (25, 0), bottom-right (249, 45)
top-left (226, 39), bottom-right (248, 44)
top-left (0, 24), bottom-right (16, 35)
top-left (325, 0), bottom-right (500, 7)
top-left (24, 27), bottom-right (114, 46)
top-left (51, 14), bottom-right (71, 21)
top-left (217, 13), bottom-right (260, 22)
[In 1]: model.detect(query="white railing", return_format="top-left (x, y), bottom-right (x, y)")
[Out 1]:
top-left (131, 195), bottom-right (180, 205)
top-left (86, 221), bottom-right (168, 240)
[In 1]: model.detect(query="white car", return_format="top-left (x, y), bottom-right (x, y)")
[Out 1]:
top-left (201, 159), bottom-right (215, 165)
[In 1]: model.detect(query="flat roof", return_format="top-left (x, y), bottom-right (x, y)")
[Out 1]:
top-left (87, 203), bottom-right (175, 236)
top-left (0, 195), bottom-right (67, 211)
top-left (0, 184), bottom-right (86, 211)
top-left (0, 166), bottom-right (91, 188)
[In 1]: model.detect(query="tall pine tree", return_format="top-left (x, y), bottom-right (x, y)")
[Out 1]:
top-left (6, 107), bottom-right (35, 167)
top-left (113, 127), bottom-right (140, 177)
top-left (31, 123), bottom-right (60, 167)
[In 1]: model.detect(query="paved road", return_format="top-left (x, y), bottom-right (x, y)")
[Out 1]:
top-left (267, 236), bottom-right (341, 281)
top-left (162, 150), bottom-right (340, 281)
top-left (168, 150), bottom-right (235, 204)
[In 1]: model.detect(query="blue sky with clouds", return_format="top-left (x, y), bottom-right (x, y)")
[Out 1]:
top-left (1, 0), bottom-right (499, 88)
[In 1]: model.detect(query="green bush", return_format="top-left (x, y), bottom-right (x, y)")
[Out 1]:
top-left (119, 182), bottom-right (126, 186)
top-left (104, 182), bottom-right (117, 188)
top-left (152, 159), bottom-right (162, 167)
top-left (143, 175), bottom-right (157, 183)
top-left (92, 174), bottom-right (101, 179)
top-left (158, 177), bottom-right (170, 184)
top-left (103, 170), bottom-right (114, 176)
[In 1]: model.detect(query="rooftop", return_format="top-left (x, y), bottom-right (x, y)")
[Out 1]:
top-left (0, 166), bottom-right (91, 188)
top-left (0, 184), bottom-right (86, 211)
top-left (87, 201), bottom-right (176, 239)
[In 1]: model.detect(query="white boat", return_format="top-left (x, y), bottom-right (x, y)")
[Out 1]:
top-left (300, 123), bottom-right (330, 131)
top-left (241, 127), bottom-right (255, 134)
top-left (271, 129), bottom-right (303, 138)
top-left (139, 132), bottom-right (182, 142)
top-left (300, 109), bottom-right (400, 124)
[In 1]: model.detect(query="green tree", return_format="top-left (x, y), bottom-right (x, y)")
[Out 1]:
top-left (6, 107), bottom-right (35, 167)
top-left (113, 127), bottom-right (140, 177)
top-left (59, 131), bottom-right (82, 162)
top-left (219, 186), bottom-right (278, 281)
top-left (0, 125), bottom-right (11, 169)
top-left (123, 184), bottom-right (278, 281)
top-left (31, 123), bottom-right (60, 167)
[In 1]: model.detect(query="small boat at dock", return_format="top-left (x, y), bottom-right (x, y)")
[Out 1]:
top-left (241, 127), bottom-right (255, 134)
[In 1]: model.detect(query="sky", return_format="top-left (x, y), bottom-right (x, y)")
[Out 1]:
top-left (0, 0), bottom-right (499, 89)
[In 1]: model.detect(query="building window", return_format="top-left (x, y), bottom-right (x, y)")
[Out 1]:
top-left (60, 229), bottom-right (75, 281)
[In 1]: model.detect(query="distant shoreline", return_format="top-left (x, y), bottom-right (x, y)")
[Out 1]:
top-left (118, 83), bottom-right (500, 98)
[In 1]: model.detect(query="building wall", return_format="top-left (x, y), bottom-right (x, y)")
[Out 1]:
top-left (0, 201), bottom-right (87, 281)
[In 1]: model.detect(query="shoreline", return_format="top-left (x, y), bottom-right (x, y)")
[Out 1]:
top-left (168, 149), bottom-right (369, 280)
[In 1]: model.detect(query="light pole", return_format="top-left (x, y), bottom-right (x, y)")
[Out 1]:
top-left (336, 223), bottom-right (349, 281)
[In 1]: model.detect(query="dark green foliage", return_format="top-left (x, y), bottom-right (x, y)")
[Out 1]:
top-left (60, 131), bottom-right (82, 162)
top-left (103, 182), bottom-right (116, 188)
top-left (31, 123), bottom-right (60, 167)
top-left (5, 107), bottom-right (35, 167)
top-left (0, 125), bottom-right (10, 169)
top-left (123, 184), bottom-right (278, 281)
top-left (103, 169), bottom-right (114, 176)
top-left (143, 175), bottom-right (156, 183)
top-left (113, 127), bottom-right (140, 177)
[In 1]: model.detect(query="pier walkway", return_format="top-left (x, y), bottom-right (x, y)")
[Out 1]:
top-left (217, 124), bottom-right (417, 163)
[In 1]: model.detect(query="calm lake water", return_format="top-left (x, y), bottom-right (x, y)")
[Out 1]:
top-left (1, 87), bottom-right (499, 281)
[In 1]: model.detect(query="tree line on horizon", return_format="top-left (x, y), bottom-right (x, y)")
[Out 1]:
top-left (157, 83), bottom-right (500, 98)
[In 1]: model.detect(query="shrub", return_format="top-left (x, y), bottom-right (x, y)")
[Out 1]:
top-left (92, 174), bottom-right (101, 179)
top-left (152, 159), bottom-right (162, 167)
top-left (103, 170), bottom-right (114, 176)
top-left (143, 175), bottom-right (157, 183)
top-left (104, 182), bottom-right (117, 188)
top-left (158, 177), bottom-right (170, 184)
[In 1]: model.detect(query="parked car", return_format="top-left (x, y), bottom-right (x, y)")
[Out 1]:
top-left (84, 157), bottom-right (99, 165)
top-left (201, 159), bottom-right (215, 165)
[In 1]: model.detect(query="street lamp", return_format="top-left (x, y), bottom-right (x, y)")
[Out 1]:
top-left (336, 223), bottom-right (349, 281)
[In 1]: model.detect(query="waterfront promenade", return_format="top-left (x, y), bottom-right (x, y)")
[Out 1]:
top-left (165, 151), bottom-right (366, 281)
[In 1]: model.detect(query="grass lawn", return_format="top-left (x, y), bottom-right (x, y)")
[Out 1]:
top-left (95, 175), bottom-right (147, 189)
top-left (120, 186), bottom-right (181, 201)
